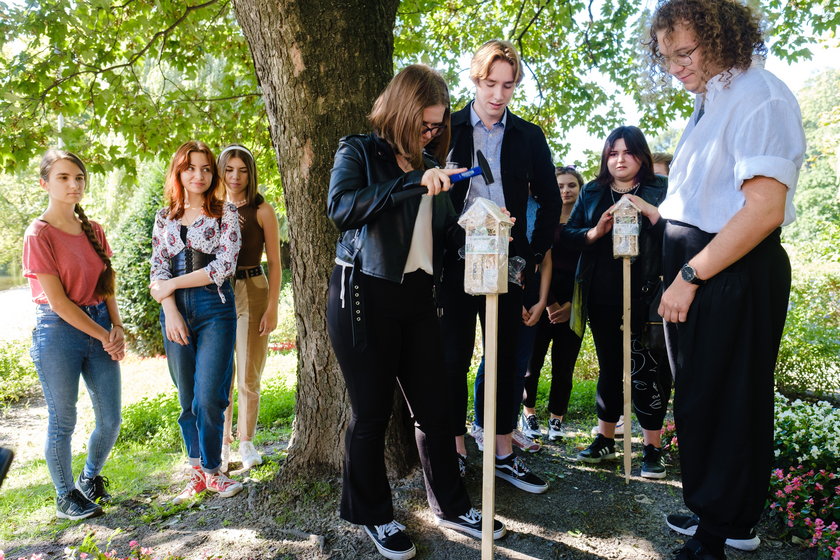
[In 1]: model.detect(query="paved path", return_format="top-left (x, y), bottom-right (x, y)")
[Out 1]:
top-left (0, 286), bottom-right (35, 342)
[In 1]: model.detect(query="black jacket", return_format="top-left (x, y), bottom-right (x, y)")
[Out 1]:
top-left (327, 133), bottom-right (456, 284)
top-left (562, 176), bottom-right (668, 329)
top-left (445, 105), bottom-right (561, 266)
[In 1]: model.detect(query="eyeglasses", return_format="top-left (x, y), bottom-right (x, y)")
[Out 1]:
top-left (656, 44), bottom-right (699, 68)
top-left (421, 123), bottom-right (445, 137)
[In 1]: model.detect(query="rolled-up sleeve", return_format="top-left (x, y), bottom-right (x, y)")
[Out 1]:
top-left (150, 210), bottom-right (173, 281)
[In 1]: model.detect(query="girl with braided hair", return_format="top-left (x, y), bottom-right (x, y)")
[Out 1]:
top-left (23, 149), bottom-right (125, 520)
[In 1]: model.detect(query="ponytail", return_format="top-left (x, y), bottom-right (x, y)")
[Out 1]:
top-left (75, 203), bottom-right (116, 298)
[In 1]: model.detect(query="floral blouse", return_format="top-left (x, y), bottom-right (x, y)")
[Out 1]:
top-left (150, 203), bottom-right (241, 302)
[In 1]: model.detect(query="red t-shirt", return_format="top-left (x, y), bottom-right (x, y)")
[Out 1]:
top-left (23, 219), bottom-right (113, 306)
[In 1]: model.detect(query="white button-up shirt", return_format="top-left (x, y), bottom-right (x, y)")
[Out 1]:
top-left (659, 65), bottom-right (806, 233)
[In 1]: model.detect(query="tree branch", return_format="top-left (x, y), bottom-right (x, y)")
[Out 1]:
top-left (32, 0), bottom-right (222, 103)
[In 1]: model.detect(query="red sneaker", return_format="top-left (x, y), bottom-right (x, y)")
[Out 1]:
top-left (205, 471), bottom-right (243, 498)
top-left (173, 466), bottom-right (206, 504)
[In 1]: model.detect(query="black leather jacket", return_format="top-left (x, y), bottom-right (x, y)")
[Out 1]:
top-left (327, 133), bottom-right (456, 284)
top-left (445, 105), bottom-right (561, 266)
top-left (562, 176), bottom-right (668, 329)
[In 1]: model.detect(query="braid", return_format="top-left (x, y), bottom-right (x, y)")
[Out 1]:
top-left (75, 204), bottom-right (116, 297)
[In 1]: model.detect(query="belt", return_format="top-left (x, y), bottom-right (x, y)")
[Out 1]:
top-left (183, 249), bottom-right (216, 274)
top-left (235, 266), bottom-right (264, 279)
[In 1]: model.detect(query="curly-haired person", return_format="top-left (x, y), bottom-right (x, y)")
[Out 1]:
top-left (646, 1), bottom-right (806, 559)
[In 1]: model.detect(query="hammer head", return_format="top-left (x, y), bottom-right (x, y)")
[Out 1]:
top-left (476, 150), bottom-right (495, 185)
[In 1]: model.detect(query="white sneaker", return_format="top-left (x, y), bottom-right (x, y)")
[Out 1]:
top-left (470, 424), bottom-right (485, 451)
top-left (220, 444), bottom-right (230, 473)
top-left (591, 415), bottom-right (624, 437)
top-left (239, 440), bottom-right (262, 469)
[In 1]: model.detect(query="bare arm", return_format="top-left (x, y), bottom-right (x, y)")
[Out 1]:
top-left (524, 251), bottom-right (552, 327)
top-left (659, 176), bottom-right (787, 323)
top-left (37, 274), bottom-right (124, 360)
top-left (257, 202), bottom-right (282, 336)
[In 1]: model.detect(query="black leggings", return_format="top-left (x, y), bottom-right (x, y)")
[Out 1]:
top-left (327, 266), bottom-right (471, 524)
top-left (522, 314), bottom-right (583, 416)
top-left (588, 303), bottom-right (671, 431)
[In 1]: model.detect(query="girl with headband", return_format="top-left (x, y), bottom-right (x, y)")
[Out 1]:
top-left (217, 144), bottom-right (281, 471)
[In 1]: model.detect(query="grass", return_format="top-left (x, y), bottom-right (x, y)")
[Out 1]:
top-left (0, 350), bottom-right (298, 546)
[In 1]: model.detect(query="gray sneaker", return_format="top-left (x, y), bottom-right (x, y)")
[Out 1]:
top-left (76, 472), bottom-right (112, 503)
top-left (56, 488), bottom-right (103, 520)
top-left (520, 412), bottom-right (542, 438)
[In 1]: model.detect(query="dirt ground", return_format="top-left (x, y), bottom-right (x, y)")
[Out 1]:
top-left (3, 416), bottom-right (815, 560)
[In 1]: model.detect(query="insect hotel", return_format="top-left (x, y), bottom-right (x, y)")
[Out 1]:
top-left (458, 197), bottom-right (514, 295)
top-left (611, 196), bottom-right (641, 258)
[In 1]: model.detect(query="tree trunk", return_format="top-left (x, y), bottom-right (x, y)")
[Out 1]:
top-left (233, 0), bottom-right (417, 484)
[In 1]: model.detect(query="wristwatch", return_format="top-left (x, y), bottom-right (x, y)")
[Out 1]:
top-left (680, 263), bottom-right (706, 286)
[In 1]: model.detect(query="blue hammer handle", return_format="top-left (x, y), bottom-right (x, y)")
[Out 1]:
top-left (390, 166), bottom-right (482, 204)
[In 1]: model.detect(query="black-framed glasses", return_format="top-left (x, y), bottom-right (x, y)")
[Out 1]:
top-left (421, 123), bottom-right (445, 137)
top-left (656, 44), bottom-right (699, 68)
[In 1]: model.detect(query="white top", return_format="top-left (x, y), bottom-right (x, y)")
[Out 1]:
top-left (403, 194), bottom-right (434, 275)
top-left (659, 65), bottom-right (806, 233)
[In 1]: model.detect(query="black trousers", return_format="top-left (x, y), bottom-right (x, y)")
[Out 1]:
top-left (587, 302), bottom-right (671, 430)
top-left (327, 266), bottom-right (471, 524)
top-left (663, 221), bottom-right (790, 540)
top-left (440, 258), bottom-right (523, 436)
top-left (523, 314), bottom-right (583, 416)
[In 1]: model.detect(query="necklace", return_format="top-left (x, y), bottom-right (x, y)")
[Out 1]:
top-left (230, 198), bottom-right (248, 208)
top-left (610, 182), bottom-right (639, 203)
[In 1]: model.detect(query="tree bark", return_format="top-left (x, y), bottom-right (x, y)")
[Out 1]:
top-left (233, 0), bottom-right (417, 483)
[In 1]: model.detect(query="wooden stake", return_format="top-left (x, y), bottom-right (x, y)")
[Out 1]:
top-left (482, 293), bottom-right (499, 559)
top-left (622, 257), bottom-right (632, 484)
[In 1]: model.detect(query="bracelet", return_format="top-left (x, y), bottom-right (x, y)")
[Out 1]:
top-left (112, 324), bottom-right (124, 329)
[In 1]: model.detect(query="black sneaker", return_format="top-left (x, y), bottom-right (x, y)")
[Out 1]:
top-left (457, 453), bottom-right (467, 478)
top-left (577, 434), bottom-right (617, 463)
top-left (494, 454), bottom-right (548, 493)
top-left (673, 538), bottom-right (726, 559)
top-left (76, 472), bottom-right (112, 503)
top-left (56, 489), bottom-right (103, 520)
top-left (547, 418), bottom-right (567, 441)
top-left (640, 444), bottom-right (666, 479)
top-left (520, 411), bottom-right (541, 438)
top-left (436, 507), bottom-right (506, 540)
top-left (363, 521), bottom-right (416, 560)
top-left (666, 513), bottom-right (760, 551)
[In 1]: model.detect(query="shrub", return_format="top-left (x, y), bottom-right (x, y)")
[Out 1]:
top-left (116, 390), bottom-right (182, 451)
top-left (768, 466), bottom-right (840, 558)
top-left (258, 375), bottom-right (296, 428)
top-left (661, 421), bottom-right (679, 459)
top-left (776, 273), bottom-right (840, 399)
top-left (0, 339), bottom-right (38, 405)
top-left (112, 164), bottom-right (165, 358)
top-left (774, 393), bottom-right (840, 471)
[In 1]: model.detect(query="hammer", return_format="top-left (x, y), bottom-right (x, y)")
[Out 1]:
top-left (390, 149), bottom-right (494, 204)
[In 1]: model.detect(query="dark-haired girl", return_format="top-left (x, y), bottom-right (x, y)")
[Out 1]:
top-left (23, 149), bottom-right (124, 520)
top-left (218, 144), bottom-right (281, 471)
top-left (562, 126), bottom-right (671, 478)
top-left (150, 141), bottom-right (242, 503)
top-left (520, 166), bottom-right (585, 441)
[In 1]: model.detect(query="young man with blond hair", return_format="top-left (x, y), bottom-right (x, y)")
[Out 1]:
top-left (647, 0), bottom-right (805, 558)
top-left (441, 39), bottom-right (560, 494)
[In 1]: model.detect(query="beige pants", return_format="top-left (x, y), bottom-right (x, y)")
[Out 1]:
top-left (223, 272), bottom-right (269, 443)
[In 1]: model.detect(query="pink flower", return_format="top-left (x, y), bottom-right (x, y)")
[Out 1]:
top-left (129, 540), bottom-right (138, 548)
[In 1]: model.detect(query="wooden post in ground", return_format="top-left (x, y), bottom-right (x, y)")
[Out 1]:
top-left (481, 293), bottom-right (499, 559)
top-left (622, 257), bottom-right (632, 484)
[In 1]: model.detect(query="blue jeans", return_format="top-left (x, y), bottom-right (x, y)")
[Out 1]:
top-left (160, 261), bottom-right (236, 473)
top-left (31, 302), bottom-right (122, 496)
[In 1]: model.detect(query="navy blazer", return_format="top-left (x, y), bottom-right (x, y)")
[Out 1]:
top-left (445, 105), bottom-right (561, 266)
